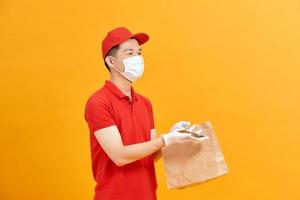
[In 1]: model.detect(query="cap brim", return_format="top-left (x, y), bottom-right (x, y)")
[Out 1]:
top-left (131, 33), bottom-right (149, 45)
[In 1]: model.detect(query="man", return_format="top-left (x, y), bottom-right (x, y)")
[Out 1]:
top-left (84, 27), bottom-right (200, 200)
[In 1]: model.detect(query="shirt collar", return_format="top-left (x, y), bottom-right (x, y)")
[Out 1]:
top-left (104, 80), bottom-right (139, 102)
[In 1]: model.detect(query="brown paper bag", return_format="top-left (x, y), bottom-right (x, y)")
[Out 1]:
top-left (162, 121), bottom-right (229, 189)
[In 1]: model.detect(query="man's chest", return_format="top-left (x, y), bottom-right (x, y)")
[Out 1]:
top-left (110, 100), bottom-right (152, 145)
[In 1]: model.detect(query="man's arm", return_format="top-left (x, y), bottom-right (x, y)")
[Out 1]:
top-left (150, 129), bottom-right (163, 162)
top-left (94, 126), bottom-right (165, 167)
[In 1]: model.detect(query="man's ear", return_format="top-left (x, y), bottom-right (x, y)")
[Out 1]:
top-left (105, 56), bottom-right (113, 67)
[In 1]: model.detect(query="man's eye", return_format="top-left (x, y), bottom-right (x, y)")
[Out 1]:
top-left (127, 52), bottom-right (133, 55)
top-left (138, 52), bottom-right (142, 55)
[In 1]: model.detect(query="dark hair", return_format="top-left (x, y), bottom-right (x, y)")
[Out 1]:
top-left (104, 45), bottom-right (120, 72)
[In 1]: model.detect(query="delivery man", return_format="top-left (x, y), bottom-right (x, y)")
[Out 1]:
top-left (84, 27), bottom-right (200, 200)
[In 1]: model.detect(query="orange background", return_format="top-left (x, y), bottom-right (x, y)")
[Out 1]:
top-left (1, 0), bottom-right (300, 199)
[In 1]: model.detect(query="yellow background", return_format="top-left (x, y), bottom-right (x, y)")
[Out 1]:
top-left (1, 0), bottom-right (300, 199)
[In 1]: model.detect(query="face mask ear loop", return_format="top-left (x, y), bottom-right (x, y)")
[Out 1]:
top-left (109, 57), bottom-right (124, 75)
top-left (110, 64), bottom-right (133, 82)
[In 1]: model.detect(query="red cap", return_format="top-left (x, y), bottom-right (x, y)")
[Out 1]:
top-left (101, 27), bottom-right (149, 59)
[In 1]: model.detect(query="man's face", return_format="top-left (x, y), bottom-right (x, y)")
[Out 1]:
top-left (116, 38), bottom-right (142, 59)
top-left (109, 38), bottom-right (142, 72)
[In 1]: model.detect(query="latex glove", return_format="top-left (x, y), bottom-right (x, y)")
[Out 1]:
top-left (162, 132), bottom-right (191, 146)
top-left (161, 131), bottom-right (209, 146)
top-left (169, 121), bottom-right (191, 132)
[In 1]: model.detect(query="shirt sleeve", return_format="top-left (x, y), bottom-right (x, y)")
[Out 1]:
top-left (84, 97), bottom-right (116, 133)
top-left (146, 99), bottom-right (155, 129)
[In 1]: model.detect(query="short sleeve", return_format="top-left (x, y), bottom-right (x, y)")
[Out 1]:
top-left (84, 97), bottom-right (116, 133)
top-left (145, 99), bottom-right (155, 129)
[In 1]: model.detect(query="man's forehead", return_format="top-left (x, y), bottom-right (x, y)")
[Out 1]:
top-left (122, 48), bottom-right (142, 53)
top-left (118, 38), bottom-right (141, 51)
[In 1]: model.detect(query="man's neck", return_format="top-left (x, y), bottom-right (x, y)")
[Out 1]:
top-left (110, 76), bottom-right (132, 99)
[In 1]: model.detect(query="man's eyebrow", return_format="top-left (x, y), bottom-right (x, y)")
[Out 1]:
top-left (123, 48), bottom-right (142, 52)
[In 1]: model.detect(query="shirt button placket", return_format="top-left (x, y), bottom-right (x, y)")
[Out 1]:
top-left (129, 97), bottom-right (135, 134)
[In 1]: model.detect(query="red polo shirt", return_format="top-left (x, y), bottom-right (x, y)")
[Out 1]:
top-left (84, 80), bottom-right (157, 200)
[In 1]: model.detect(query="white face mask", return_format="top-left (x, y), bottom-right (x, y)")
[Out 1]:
top-left (110, 55), bottom-right (144, 82)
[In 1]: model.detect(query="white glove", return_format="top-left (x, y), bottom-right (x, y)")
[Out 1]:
top-left (169, 121), bottom-right (191, 132)
top-left (161, 131), bottom-right (209, 146)
top-left (162, 132), bottom-right (191, 146)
